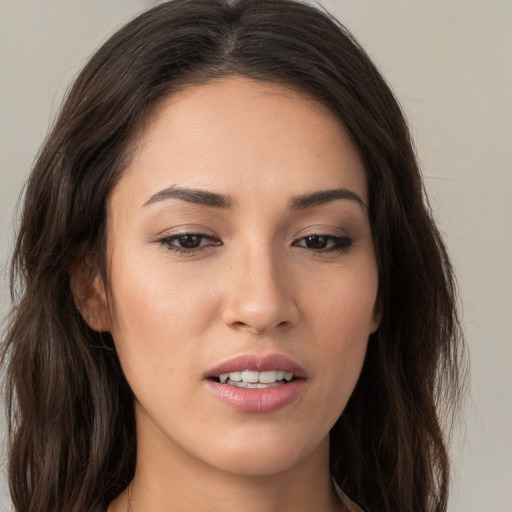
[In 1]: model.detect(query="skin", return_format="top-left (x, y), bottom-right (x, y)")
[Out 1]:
top-left (78, 77), bottom-right (379, 512)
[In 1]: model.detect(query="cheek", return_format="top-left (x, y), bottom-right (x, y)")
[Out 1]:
top-left (304, 263), bottom-right (378, 397)
top-left (106, 251), bottom-right (217, 382)
top-left (308, 261), bottom-right (379, 339)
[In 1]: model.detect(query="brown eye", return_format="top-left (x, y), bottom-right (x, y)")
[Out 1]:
top-left (174, 234), bottom-right (204, 249)
top-left (156, 233), bottom-right (221, 253)
top-left (304, 235), bottom-right (328, 249)
top-left (293, 234), bottom-right (354, 252)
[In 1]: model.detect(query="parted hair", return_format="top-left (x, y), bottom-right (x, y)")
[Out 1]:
top-left (1, 1), bottom-right (465, 511)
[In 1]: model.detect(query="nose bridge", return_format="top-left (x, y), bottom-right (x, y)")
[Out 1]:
top-left (221, 239), bottom-right (299, 334)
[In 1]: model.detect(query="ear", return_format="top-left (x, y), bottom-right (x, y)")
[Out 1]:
top-left (70, 258), bottom-right (111, 332)
top-left (369, 297), bottom-right (383, 334)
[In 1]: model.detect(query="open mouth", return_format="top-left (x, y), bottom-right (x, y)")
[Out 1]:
top-left (205, 357), bottom-right (306, 412)
top-left (213, 370), bottom-right (295, 389)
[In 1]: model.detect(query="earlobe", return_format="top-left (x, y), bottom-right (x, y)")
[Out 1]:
top-left (70, 259), bottom-right (111, 332)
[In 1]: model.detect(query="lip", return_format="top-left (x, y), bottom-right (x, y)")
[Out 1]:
top-left (205, 353), bottom-right (307, 379)
top-left (204, 353), bottom-right (307, 414)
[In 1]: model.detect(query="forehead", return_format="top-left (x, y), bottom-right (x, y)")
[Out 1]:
top-left (117, 76), bottom-right (367, 207)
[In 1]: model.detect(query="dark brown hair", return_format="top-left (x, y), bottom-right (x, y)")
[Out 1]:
top-left (1, 1), bottom-right (466, 511)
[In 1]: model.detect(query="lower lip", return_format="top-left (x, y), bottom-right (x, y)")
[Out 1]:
top-left (205, 379), bottom-right (306, 413)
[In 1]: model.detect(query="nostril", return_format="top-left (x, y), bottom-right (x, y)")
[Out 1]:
top-left (222, 293), bottom-right (299, 334)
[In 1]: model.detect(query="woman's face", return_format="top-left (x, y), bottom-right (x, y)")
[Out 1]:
top-left (98, 77), bottom-right (380, 476)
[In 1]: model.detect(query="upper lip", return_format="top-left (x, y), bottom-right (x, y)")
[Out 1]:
top-left (205, 353), bottom-right (306, 380)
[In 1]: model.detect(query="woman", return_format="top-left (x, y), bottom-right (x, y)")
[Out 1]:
top-left (1, 1), bottom-right (465, 511)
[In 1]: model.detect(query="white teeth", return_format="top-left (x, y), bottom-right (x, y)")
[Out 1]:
top-left (241, 370), bottom-right (259, 383)
top-left (229, 371), bottom-right (242, 382)
top-left (217, 369), bottom-right (295, 386)
top-left (258, 371), bottom-right (277, 383)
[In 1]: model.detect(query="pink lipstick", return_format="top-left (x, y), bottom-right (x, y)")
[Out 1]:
top-left (204, 353), bottom-right (307, 413)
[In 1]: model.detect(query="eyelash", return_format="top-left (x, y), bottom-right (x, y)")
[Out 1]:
top-left (156, 233), bottom-right (221, 254)
top-left (292, 234), bottom-right (354, 253)
top-left (156, 232), bottom-right (354, 254)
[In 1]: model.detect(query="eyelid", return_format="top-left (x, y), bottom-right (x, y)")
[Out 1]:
top-left (156, 233), bottom-right (221, 254)
top-left (290, 224), bottom-right (357, 252)
top-left (150, 225), bottom-right (222, 254)
top-left (150, 223), bottom-right (217, 238)
top-left (292, 233), bottom-right (355, 252)
top-left (291, 224), bottom-right (351, 240)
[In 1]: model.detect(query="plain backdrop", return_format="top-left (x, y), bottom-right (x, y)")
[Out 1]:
top-left (1, 1), bottom-right (511, 510)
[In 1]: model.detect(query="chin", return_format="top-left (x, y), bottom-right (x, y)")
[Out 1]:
top-left (196, 429), bottom-right (328, 477)
top-left (210, 452), bottom-right (306, 477)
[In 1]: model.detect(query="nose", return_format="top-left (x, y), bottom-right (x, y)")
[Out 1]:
top-left (220, 246), bottom-right (300, 335)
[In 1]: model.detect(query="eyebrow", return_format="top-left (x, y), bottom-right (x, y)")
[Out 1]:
top-left (289, 188), bottom-right (366, 209)
top-left (142, 185), bottom-right (365, 210)
top-left (142, 185), bottom-right (233, 209)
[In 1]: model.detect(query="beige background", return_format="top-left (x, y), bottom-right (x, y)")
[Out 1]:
top-left (1, 1), bottom-right (511, 510)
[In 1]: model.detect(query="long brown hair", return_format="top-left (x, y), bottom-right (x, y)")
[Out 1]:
top-left (1, 1), bottom-right (466, 511)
